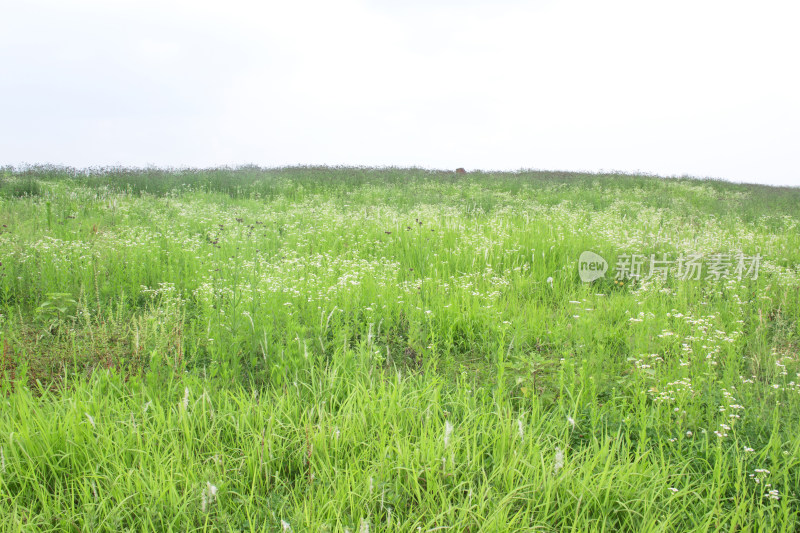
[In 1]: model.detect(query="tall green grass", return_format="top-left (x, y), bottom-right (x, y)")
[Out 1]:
top-left (0, 167), bottom-right (798, 531)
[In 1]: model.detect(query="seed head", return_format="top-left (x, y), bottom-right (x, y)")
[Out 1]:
top-left (444, 421), bottom-right (454, 448)
top-left (554, 447), bottom-right (564, 474)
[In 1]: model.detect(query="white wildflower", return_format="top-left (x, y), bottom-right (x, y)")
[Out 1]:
top-left (546, 276), bottom-right (554, 286)
top-left (281, 520), bottom-right (292, 532)
top-left (668, 487), bottom-right (678, 493)
top-left (201, 481), bottom-right (218, 512)
top-left (554, 447), bottom-right (564, 474)
top-left (444, 421), bottom-right (454, 448)
top-left (183, 387), bottom-right (190, 410)
top-left (567, 415), bottom-right (576, 429)
top-left (359, 518), bottom-right (370, 533)
top-left (517, 419), bottom-right (524, 441)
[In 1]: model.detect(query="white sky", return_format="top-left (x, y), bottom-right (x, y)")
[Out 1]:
top-left (1, 0), bottom-right (798, 186)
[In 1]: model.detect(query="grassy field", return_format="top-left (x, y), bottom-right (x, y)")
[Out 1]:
top-left (0, 166), bottom-right (799, 532)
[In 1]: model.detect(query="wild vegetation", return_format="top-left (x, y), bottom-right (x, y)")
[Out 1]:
top-left (1, 166), bottom-right (799, 531)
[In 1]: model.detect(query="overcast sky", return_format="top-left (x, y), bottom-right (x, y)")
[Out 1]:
top-left (1, 0), bottom-right (798, 186)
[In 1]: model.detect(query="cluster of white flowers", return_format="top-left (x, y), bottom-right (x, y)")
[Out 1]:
top-left (554, 447), bottom-right (564, 474)
top-left (749, 469), bottom-right (771, 485)
top-left (201, 482), bottom-right (218, 513)
top-left (714, 423), bottom-right (731, 438)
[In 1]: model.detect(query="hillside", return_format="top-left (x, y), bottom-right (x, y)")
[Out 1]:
top-left (1, 167), bottom-right (798, 531)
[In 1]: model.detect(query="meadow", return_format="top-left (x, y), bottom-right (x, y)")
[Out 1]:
top-left (0, 166), bottom-right (798, 532)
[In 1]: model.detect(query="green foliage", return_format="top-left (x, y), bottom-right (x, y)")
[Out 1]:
top-left (0, 167), bottom-right (798, 531)
top-left (0, 176), bottom-right (42, 198)
top-left (34, 292), bottom-right (77, 336)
